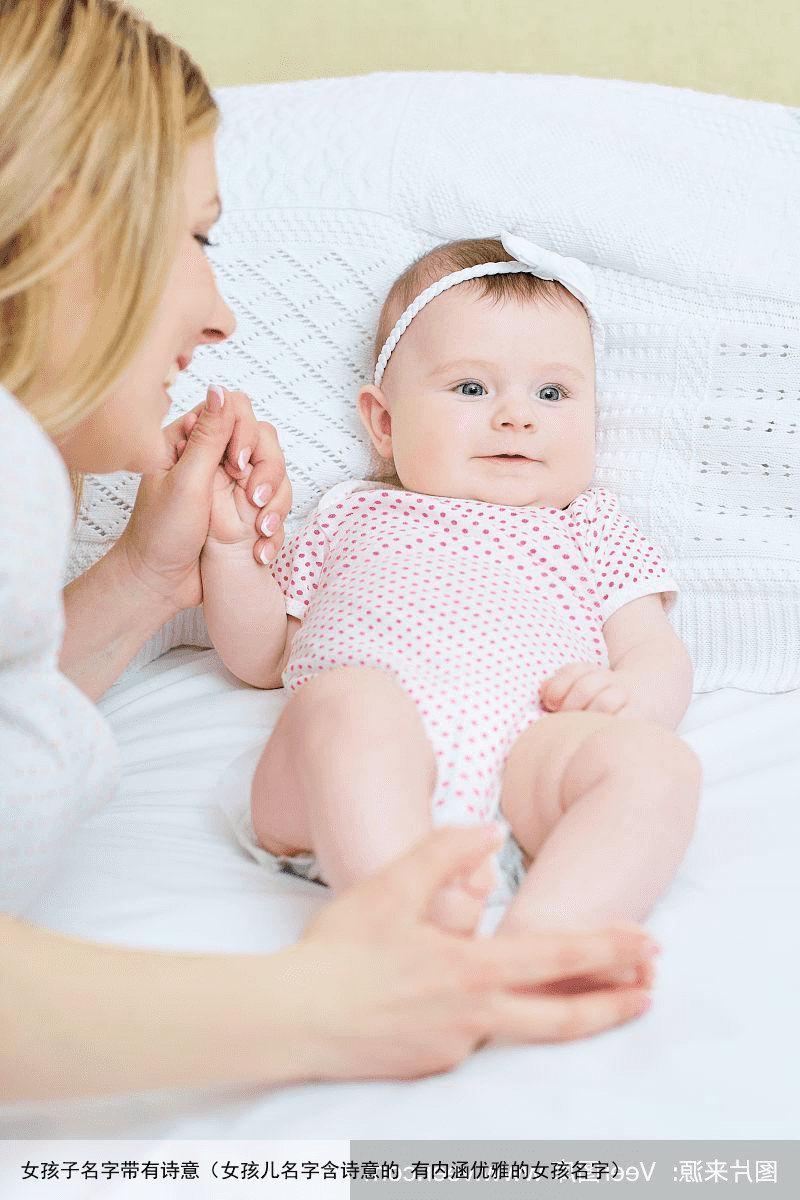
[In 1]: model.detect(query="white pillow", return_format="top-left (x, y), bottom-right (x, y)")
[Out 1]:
top-left (68, 72), bottom-right (800, 691)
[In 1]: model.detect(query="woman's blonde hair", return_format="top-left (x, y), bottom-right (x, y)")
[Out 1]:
top-left (0, 0), bottom-right (218, 443)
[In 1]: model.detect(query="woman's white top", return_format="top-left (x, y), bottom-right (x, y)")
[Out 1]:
top-left (0, 385), bottom-right (118, 916)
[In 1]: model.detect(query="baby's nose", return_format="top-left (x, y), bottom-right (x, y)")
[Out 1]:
top-left (500, 412), bottom-right (536, 429)
top-left (496, 398), bottom-right (537, 429)
top-left (493, 386), bottom-right (538, 429)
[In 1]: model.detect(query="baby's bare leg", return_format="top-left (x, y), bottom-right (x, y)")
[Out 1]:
top-left (252, 667), bottom-right (435, 883)
top-left (251, 667), bottom-right (491, 929)
top-left (498, 713), bottom-right (700, 933)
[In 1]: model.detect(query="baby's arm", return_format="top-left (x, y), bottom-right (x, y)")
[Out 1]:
top-left (201, 541), bottom-right (299, 689)
top-left (198, 434), bottom-right (300, 688)
top-left (602, 594), bottom-right (693, 726)
top-left (541, 594), bottom-right (693, 729)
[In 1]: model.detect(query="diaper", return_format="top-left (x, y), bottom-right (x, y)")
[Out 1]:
top-left (218, 744), bottom-right (327, 885)
top-left (218, 743), bottom-right (526, 899)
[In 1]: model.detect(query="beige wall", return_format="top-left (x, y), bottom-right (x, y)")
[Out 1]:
top-left (134, 0), bottom-right (800, 106)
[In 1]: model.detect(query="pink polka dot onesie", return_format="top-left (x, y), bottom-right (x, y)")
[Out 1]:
top-left (270, 481), bottom-right (677, 828)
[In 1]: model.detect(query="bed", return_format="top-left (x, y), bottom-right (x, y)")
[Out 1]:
top-left (3, 71), bottom-right (799, 1141)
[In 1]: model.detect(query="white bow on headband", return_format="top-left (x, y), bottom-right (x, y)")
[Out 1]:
top-left (373, 231), bottom-right (603, 387)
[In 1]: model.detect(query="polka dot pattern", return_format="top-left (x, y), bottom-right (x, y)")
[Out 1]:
top-left (271, 481), bottom-right (676, 825)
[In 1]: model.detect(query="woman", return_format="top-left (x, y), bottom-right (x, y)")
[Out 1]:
top-left (0, 0), bottom-right (656, 1103)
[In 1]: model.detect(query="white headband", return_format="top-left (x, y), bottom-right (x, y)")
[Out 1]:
top-left (373, 231), bottom-right (603, 387)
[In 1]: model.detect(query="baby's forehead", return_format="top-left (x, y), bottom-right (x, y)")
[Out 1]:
top-left (403, 282), bottom-right (592, 351)
top-left (446, 279), bottom-right (585, 313)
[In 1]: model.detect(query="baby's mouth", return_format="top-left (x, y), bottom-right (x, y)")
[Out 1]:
top-left (482, 453), bottom-right (535, 461)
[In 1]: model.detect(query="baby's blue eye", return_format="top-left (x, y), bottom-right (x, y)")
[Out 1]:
top-left (455, 380), bottom-right (487, 398)
top-left (537, 385), bottom-right (563, 403)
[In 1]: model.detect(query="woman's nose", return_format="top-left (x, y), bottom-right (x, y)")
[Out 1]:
top-left (198, 286), bottom-right (237, 347)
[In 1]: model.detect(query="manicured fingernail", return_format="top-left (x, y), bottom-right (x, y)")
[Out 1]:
top-left (482, 822), bottom-right (504, 840)
top-left (238, 447), bottom-right (251, 471)
top-left (261, 512), bottom-right (279, 536)
top-left (206, 384), bottom-right (225, 411)
top-left (259, 545), bottom-right (273, 565)
top-left (252, 484), bottom-right (271, 507)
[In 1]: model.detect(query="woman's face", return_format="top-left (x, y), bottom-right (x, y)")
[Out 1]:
top-left (51, 137), bottom-right (235, 474)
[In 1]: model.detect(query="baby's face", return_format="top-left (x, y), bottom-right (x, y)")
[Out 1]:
top-left (362, 284), bottom-right (596, 508)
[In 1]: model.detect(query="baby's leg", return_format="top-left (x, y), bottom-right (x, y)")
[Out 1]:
top-left (251, 667), bottom-right (491, 930)
top-left (498, 713), bottom-right (700, 934)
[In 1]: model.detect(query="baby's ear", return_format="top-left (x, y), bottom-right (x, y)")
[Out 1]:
top-left (357, 384), bottom-right (393, 459)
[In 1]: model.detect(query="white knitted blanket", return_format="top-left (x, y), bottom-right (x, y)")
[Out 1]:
top-left (68, 72), bottom-right (800, 691)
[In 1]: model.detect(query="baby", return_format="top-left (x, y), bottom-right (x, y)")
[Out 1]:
top-left (203, 234), bottom-right (700, 934)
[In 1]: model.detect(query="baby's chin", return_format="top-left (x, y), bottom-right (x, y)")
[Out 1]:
top-left (463, 479), bottom-right (583, 509)
top-left (407, 484), bottom-right (581, 509)
top-left (470, 491), bottom-right (577, 509)
top-left (393, 469), bottom-right (589, 509)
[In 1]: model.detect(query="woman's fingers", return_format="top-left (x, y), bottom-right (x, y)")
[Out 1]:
top-left (163, 409), bottom-right (199, 462)
top-left (174, 389), bottom-right (292, 558)
top-left (528, 953), bottom-right (655, 995)
top-left (266, 469), bottom-right (292, 526)
top-left (210, 391), bottom-right (287, 505)
top-left (489, 984), bottom-right (651, 1046)
top-left (315, 826), bottom-right (505, 936)
top-left (380, 825), bottom-right (506, 924)
top-left (251, 470), bottom-right (292, 565)
top-left (213, 401), bottom-right (293, 566)
top-left (247, 425), bottom-right (289, 503)
top-left (171, 386), bottom-right (236, 492)
top-left (466, 925), bottom-right (659, 992)
top-left (223, 400), bottom-right (290, 508)
top-left (298, 858), bottom-right (658, 1073)
top-left (216, 388), bottom-right (255, 480)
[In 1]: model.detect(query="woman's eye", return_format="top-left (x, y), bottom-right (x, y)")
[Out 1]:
top-left (454, 380), bottom-right (487, 398)
top-left (194, 233), bottom-right (216, 251)
top-left (537, 385), bottom-right (564, 403)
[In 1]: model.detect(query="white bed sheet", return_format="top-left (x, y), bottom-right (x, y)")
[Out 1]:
top-left (2, 648), bottom-right (799, 1140)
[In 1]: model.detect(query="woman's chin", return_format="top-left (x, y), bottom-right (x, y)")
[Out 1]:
top-left (52, 408), bottom-right (174, 476)
top-left (116, 431), bottom-right (174, 476)
top-left (141, 430), bottom-right (174, 473)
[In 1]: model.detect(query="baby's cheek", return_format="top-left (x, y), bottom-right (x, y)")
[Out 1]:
top-left (566, 428), bottom-right (596, 495)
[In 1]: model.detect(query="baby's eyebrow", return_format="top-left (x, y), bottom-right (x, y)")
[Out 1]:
top-left (432, 359), bottom-right (497, 377)
top-left (537, 362), bottom-right (587, 382)
top-left (432, 359), bottom-right (587, 382)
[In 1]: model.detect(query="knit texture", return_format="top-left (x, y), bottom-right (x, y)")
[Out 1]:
top-left (66, 73), bottom-right (800, 690)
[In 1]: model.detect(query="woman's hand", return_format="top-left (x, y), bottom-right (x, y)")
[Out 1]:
top-left (281, 826), bottom-right (657, 1082)
top-left (118, 386), bottom-right (291, 613)
top-left (0, 826), bottom-right (657, 1102)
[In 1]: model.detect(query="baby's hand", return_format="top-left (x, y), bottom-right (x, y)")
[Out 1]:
top-left (207, 462), bottom-right (262, 546)
top-left (173, 392), bottom-right (290, 563)
top-left (540, 662), bottom-right (631, 716)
